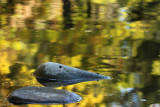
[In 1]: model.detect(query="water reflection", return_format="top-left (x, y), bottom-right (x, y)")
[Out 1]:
top-left (36, 78), bottom-right (65, 88)
top-left (0, 0), bottom-right (160, 106)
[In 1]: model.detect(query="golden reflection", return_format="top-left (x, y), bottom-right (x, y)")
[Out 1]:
top-left (0, 0), bottom-right (160, 106)
top-left (152, 60), bottom-right (160, 75)
top-left (0, 52), bottom-right (10, 75)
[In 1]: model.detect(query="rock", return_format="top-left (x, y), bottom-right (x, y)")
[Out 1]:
top-left (36, 78), bottom-right (73, 88)
top-left (36, 77), bottom-right (96, 88)
top-left (33, 62), bottom-right (111, 82)
top-left (8, 86), bottom-right (82, 105)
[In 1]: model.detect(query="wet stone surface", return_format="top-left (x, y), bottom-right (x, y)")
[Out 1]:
top-left (34, 62), bottom-right (111, 82)
top-left (8, 86), bottom-right (82, 105)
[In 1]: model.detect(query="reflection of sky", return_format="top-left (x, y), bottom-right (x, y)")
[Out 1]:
top-left (111, 102), bottom-right (123, 107)
top-left (120, 87), bottom-right (134, 95)
top-left (111, 89), bottom-right (140, 107)
top-left (121, 41), bottom-right (132, 58)
top-left (119, 8), bottom-right (133, 31)
top-left (125, 26), bottom-right (131, 29)
top-left (119, 8), bottom-right (128, 22)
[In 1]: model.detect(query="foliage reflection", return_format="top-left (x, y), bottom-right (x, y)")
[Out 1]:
top-left (0, 0), bottom-right (160, 106)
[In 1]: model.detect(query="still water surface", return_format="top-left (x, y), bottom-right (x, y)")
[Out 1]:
top-left (0, 0), bottom-right (160, 107)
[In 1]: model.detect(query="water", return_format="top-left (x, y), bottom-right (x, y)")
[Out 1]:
top-left (0, 0), bottom-right (160, 107)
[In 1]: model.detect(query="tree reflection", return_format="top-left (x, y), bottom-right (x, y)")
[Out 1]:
top-left (62, 0), bottom-right (73, 29)
top-left (0, 0), bottom-right (160, 106)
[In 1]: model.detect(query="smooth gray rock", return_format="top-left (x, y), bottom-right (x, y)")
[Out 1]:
top-left (36, 77), bottom-right (93, 88)
top-left (34, 62), bottom-right (111, 82)
top-left (8, 86), bottom-right (82, 105)
top-left (36, 78), bottom-right (71, 88)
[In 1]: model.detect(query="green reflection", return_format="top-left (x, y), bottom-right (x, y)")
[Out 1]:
top-left (0, 0), bottom-right (160, 106)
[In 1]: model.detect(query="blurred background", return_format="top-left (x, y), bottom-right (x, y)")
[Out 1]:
top-left (0, 0), bottom-right (160, 107)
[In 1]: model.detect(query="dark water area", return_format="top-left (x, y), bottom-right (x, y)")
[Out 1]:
top-left (0, 0), bottom-right (160, 107)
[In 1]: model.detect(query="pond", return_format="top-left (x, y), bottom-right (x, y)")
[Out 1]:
top-left (0, 0), bottom-right (160, 107)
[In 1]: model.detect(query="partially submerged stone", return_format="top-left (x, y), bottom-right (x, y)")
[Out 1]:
top-left (34, 62), bottom-right (111, 82)
top-left (8, 86), bottom-right (82, 105)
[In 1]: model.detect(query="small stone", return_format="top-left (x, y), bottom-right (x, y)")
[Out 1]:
top-left (8, 86), bottom-right (82, 105)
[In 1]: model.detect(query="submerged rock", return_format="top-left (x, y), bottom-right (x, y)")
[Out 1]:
top-left (8, 86), bottom-right (82, 105)
top-left (34, 62), bottom-right (111, 82)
